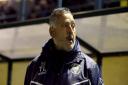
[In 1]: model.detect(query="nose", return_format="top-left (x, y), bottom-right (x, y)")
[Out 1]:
top-left (66, 24), bottom-right (73, 33)
top-left (66, 25), bottom-right (74, 38)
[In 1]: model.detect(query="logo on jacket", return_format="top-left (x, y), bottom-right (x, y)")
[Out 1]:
top-left (71, 64), bottom-right (81, 74)
top-left (38, 62), bottom-right (47, 75)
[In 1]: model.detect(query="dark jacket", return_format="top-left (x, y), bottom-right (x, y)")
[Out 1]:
top-left (24, 39), bottom-right (104, 85)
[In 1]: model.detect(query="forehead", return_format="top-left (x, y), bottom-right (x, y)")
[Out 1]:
top-left (57, 13), bottom-right (75, 22)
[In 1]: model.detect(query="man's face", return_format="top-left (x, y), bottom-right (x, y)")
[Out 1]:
top-left (50, 13), bottom-right (76, 51)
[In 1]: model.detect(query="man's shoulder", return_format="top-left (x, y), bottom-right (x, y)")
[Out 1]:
top-left (80, 52), bottom-right (97, 69)
top-left (80, 53), bottom-right (104, 85)
top-left (28, 55), bottom-right (42, 68)
top-left (32, 55), bottom-right (41, 62)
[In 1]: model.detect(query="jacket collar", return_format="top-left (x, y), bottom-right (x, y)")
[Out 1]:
top-left (42, 38), bottom-right (82, 64)
top-left (43, 38), bottom-right (81, 53)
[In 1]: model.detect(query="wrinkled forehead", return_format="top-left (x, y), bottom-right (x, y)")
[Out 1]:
top-left (57, 13), bottom-right (75, 23)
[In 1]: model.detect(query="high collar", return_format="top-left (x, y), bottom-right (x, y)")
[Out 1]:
top-left (42, 39), bottom-right (82, 72)
top-left (42, 39), bottom-right (81, 64)
top-left (43, 39), bottom-right (81, 54)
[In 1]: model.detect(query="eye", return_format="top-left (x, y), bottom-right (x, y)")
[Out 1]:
top-left (63, 22), bottom-right (76, 30)
top-left (63, 23), bottom-right (68, 28)
top-left (71, 22), bottom-right (75, 28)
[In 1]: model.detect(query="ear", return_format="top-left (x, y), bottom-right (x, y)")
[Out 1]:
top-left (49, 26), bottom-right (56, 38)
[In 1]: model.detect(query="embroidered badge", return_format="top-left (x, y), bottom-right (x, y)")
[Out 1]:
top-left (71, 64), bottom-right (81, 74)
top-left (38, 62), bottom-right (47, 75)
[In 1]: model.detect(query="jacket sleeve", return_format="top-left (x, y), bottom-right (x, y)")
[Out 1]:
top-left (84, 54), bottom-right (104, 85)
top-left (24, 63), bottom-right (33, 85)
top-left (88, 63), bottom-right (104, 85)
top-left (24, 60), bottom-right (37, 85)
top-left (24, 55), bottom-right (41, 85)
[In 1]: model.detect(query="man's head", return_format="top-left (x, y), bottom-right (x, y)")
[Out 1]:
top-left (49, 8), bottom-right (76, 51)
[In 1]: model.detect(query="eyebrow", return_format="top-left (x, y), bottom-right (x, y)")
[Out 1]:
top-left (64, 20), bottom-right (75, 23)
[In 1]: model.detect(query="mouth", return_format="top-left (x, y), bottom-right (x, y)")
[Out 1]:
top-left (66, 36), bottom-right (74, 44)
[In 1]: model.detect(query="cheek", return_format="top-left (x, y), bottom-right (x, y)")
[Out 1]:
top-left (73, 30), bottom-right (77, 37)
top-left (59, 29), bottom-right (67, 35)
top-left (54, 30), bottom-right (66, 39)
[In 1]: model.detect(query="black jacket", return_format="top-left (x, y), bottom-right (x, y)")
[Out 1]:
top-left (24, 39), bottom-right (104, 85)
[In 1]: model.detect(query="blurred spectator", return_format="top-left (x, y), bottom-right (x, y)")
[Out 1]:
top-left (0, 2), bottom-right (4, 23)
top-left (0, 0), bottom-right (57, 22)
top-left (3, 0), bottom-right (18, 22)
top-left (27, 5), bottom-right (42, 19)
top-left (27, 0), bottom-right (57, 19)
top-left (39, 0), bottom-right (57, 16)
top-left (63, 0), bottom-right (94, 12)
top-left (39, 0), bottom-right (51, 16)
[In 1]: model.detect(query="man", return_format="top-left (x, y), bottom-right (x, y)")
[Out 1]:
top-left (24, 7), bottom-right (104, 85)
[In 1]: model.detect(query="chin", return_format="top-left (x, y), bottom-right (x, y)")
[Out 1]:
top-left (64, 48), bottom-right (72, 52)
top-left (64, 44), bottom-right (74, 52)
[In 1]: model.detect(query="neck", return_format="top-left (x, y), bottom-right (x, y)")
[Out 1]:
top-left (53, 39), bottom-right (75, 52)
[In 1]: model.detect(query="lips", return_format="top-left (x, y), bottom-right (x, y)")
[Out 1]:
top-left (66, 36), bottom-right (74, 44)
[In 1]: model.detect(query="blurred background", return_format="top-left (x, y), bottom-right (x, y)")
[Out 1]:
top-left (0, 0), bottom-right (128, 85)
